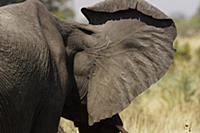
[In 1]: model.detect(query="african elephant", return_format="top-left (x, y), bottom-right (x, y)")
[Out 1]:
top-left (0, 0), bottom-right (176, 133)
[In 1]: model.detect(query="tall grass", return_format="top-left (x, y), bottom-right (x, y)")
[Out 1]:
top-left (59, 36), bottom-right (200, 133)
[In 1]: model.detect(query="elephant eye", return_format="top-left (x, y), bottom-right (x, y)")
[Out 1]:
top-left (78, 27), bottom-right (94, 35)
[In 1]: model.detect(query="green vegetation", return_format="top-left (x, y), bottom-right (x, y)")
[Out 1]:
top-left (0, 0), bottom-right (74, 20)
top-left (175, 5), bottom-right (200, 37)
top-left (41, 0), bottom-right (74, 20)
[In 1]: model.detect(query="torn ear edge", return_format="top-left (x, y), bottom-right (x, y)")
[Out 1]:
top-left (81, 7), bottom-right (175, 29)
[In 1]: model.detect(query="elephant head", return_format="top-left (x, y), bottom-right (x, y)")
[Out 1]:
top-left (60, 0), bottom-right (177, 130)
top-left (0, 0), bottom-right (176, 132)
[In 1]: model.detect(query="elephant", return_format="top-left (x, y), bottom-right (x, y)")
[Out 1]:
top-left (0, 0), bottom-right (176, 133)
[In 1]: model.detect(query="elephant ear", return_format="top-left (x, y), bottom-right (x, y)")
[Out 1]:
top-left (77, 0), bottom-right (176, 125)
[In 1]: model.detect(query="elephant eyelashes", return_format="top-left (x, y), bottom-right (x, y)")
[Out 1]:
top-left (78, 27), bottom-right (95, 35)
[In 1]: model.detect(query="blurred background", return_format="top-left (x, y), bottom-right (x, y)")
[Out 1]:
top-left (1, 0), bottom-right (200, 133)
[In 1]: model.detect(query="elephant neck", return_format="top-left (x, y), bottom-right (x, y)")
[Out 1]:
top-left (53, 17), bottom-right (75, 45)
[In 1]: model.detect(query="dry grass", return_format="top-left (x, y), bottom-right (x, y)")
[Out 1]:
top-left (120, 86), bottom-right (200, 133)
top-left (59, 36), bottom-right (200, 133)
top-left (176, 35), bottom-right (200, 51)
top-left (59, 118), bottom-right (78, 133)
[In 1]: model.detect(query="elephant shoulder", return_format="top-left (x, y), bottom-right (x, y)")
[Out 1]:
top-left (0, 1), bottom-right (50, 71)
top-left (0, 1), bottom-right (49, 45)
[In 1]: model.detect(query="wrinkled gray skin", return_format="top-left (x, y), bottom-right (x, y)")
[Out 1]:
top-left (0, 0), bottom-right (177, 133)
top-left (0, 1), bottom-right (68, 133)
